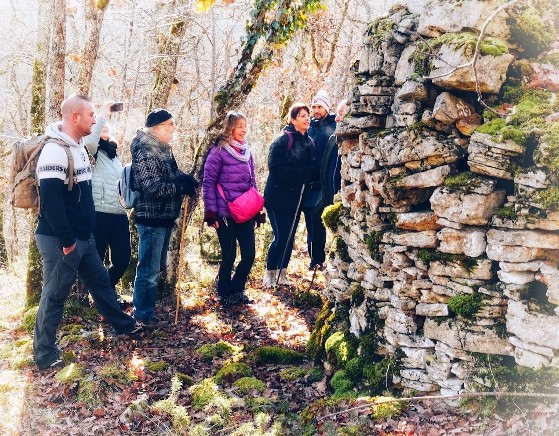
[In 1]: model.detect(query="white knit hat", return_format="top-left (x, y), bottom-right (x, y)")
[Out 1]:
top-left (311, 90), bottom-right (332, 112)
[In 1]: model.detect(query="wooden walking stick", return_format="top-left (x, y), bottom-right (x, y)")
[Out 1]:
top-left (175, 196), bottom-right (189, 325)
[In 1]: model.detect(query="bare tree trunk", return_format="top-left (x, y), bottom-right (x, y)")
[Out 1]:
top-left (76, 0), bottom-right (111, 95)
top-left (46, 0), bottom-right (66, 123)
top-left (26, 0), bottom-right (55, 307)
top-left (0, 193), bottom-right (8, 269)
top-left (146, 0), bottom-right (188, 112)
top-left (144, 1), bottom-right (189, 296)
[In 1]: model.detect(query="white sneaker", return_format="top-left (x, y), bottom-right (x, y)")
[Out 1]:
top-left (277, 269), bottom-right (291, 286)
top-left (262, 270), bottom-right (279, 288)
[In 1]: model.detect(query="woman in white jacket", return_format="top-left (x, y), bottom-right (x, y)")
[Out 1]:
top-left (85, 101), bottom-right (131, 308)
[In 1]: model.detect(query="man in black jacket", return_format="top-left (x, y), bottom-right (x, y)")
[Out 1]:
top-left (306, 90), bottom-right (337, 270)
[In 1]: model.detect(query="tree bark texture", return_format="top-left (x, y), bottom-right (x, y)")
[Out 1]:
top-left (26, 0), bottom-right (54, 306)
top-left (47, 0), bottom-right (66, 123)
top-left (146, 3), bottom-right (188, 112)
top-left (76, 0), bottom-right (110, 95)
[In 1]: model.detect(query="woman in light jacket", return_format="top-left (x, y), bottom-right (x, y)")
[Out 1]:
top-left (203, 111), bottom-right (265, 307)
top-left (85, 102), bottom-right (131, 307)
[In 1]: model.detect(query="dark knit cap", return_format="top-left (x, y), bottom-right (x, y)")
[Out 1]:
top-left (145, 108), bottom-right (173, 127)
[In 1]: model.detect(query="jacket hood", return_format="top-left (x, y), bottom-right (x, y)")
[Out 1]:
top-left (45, 122), bottom-right (81, 147)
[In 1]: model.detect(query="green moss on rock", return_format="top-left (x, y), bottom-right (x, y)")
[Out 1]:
top-left (330, 369), bottom-right (355, 396)
top-left (21, 306), bottom-right (39, 334)
top-left (196, 340), bottom-right (243, 361)
top-left (325, 331), bottom-right (358, 367)
top-left (447, 293), bottom-right (482, 318)
top-left (306, 301), bottom-right (335, 362)
top-left (322, 201), bottom-right (344, 232)
top-left (215, 362), bottom-right (252, 384)
top-left (145, 360), bottom-right (169, 372)
top-left (251, 346), bottom-right (304, 365)
top-left (233, 376), bottom-right (266, 394)
top-left (55, 363), bottom-right (84, 384)
top-left (364, 231), bottom-right (382, 261)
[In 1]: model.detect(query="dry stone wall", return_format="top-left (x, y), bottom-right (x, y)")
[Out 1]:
top-left (326, 2), bottom-right (559, 394)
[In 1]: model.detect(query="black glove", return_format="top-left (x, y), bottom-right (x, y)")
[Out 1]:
top-left (176, 173), bottom-right (199, 196)
top-left (204, 210), bottom-right (218, 226)
top-left (254, 212), bottom-right (266, 228)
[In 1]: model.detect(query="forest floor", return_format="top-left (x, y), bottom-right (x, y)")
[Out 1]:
top-left (1, 247), bottom-right (559, 435)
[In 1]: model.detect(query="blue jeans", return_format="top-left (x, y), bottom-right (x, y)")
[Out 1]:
top-left (133, 224), bottom-right (171, 321)
top-left (266, 208), bottom-right (302, 270)
top-left (33, 234), bottom-right (136, 369)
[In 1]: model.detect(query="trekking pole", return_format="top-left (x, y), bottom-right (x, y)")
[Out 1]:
top-left (175, 195), bottom-right (189, 325)
top-left (306, 264), bottom-right (319, 292)
top-left (276, 183), bottom-right (306, 287)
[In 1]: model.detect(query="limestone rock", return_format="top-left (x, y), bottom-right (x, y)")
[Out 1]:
top-left (424, 318), bottom-right (513, 355)
top-left (455, 113), bottom-right (482, 136)
top-left (385, 307), bottom-right (418, 335)
top-left (430, 186), bottom-right (506, 225)
top-left (468, 132), bottom-right (525, 179)
top-left (394, 212), bottom-right (441, 231)
top-left (401, 347), bottom-right (430, 369)
top-left (417, 0), bottom-right (510, 38)
top-left (437, 227), bottom-right (486, 257)
top-left (486, 243), bottom-right (554, 263)
top-left (393, 165), bottom-right (452, 189)
top-left (395, 80), bottom-right (428, 102)
top-left (416, 303), bottom-right (449, 316)
top-left (430, 44), bottom-right (514, 94)
top-left (382, 230), bottom-right (438, 248)
top-left (513, 347), bottom-right (550, 370)
top-left (487, 229), bottom-right (559, 250)
top-left (506, 300), bottom-right (559, 349)
top-left (429, 258), bottom-right (494, 280)
top-left (432, 92), bottom-right (476, 125)
top-left (373, 129), bottom-right (464, 167)
top-left (536, 263), bottom-right (559, 305)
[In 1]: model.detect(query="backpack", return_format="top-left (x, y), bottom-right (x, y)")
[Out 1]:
top-left (117, 163), bottom-right (140, 209)
top-left (10, 135), bottom-right (75, 211)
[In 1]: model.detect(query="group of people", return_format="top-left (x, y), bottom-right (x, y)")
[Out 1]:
top-left (32, 90), bottom-right (344, 370)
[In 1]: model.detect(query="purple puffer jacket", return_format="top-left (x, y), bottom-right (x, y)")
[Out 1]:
top-left (203, 144), bottom-right (257, 218)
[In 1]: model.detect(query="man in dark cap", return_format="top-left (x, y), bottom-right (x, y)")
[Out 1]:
top-left (130, 108), bottom-right (198, 328)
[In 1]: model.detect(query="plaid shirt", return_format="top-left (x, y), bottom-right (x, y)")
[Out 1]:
top-left (131, 129), bottom-right (183, 226)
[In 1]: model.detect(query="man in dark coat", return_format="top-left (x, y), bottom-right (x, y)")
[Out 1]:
top-left (306, 90), bottom-right (337, 270)
top-left (130, 109), bottom-right (198, 327)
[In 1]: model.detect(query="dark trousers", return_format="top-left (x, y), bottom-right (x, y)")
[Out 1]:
top-left (303, 207), bottom-right (327, 266)
top-left (266, 208), bottom-right (302, 270)
top-left (215, 217), bottom-right (255, 297)
top-left (94, 212), bottom-right (131, 288)
top-left (33, 234), bottom-right (135, 369)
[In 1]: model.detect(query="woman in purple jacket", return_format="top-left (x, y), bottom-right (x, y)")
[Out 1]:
top-left (203, 111), bottom-right (265, 307)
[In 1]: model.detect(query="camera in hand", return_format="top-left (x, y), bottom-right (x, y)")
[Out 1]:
top-left (110, 102), bottom-right (124, 112)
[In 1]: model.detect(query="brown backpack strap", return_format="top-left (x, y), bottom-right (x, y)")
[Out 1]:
top-left (45, 138), bottom-right (76, 191)
top-left (60, 145), bottom-right (75, 191)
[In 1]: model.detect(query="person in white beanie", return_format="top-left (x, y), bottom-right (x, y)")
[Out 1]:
top-left (305, 90), bottom-right (337, 271)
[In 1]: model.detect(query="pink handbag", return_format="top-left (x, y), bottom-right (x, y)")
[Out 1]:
top-left (217, 183), bottom-right (264, 223)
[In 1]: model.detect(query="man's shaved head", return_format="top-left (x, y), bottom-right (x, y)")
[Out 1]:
top-left (59, 94), bottom-right (96, 141)
top-left (61, 94), bottom-right (91, 118)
